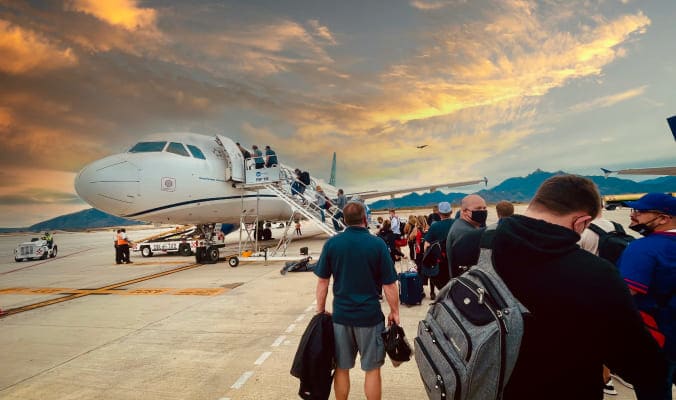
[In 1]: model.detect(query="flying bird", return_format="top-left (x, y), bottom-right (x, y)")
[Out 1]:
top-left (416, 144), bottom-right (429, 149)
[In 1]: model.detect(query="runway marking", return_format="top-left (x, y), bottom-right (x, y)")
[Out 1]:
top-left (173, 288), bottom-right (226, 296)
top-left (271, 335), bottom-right (286, 347)
top-left (0, 287), bottom-right (227, 296)
top-left (295, 314), bottom-right (305, 322)
top-left (254, 351), bottom-right (272, 365)
top-left (0, 262), bottom-right (214, 318)
top-left (230, 371), bottom-right (254, 389)
top-left (285, 324), bottom-right (296, 333)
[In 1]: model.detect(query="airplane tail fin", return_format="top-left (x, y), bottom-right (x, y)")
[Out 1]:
top-left (482, 177), bottom-right (488, 187)
top-left (329, 152), bottom-right (336, 186)
top-left (601, 168), bottom-right (614, 178)
top-left (667, 115), bottom-right (676, 141)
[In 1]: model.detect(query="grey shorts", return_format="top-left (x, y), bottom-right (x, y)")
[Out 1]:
top-left (333, 321), bottom-right (385, 371)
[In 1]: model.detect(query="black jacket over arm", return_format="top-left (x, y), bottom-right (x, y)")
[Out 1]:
top-left (291, 313), bottom-right (335, 400)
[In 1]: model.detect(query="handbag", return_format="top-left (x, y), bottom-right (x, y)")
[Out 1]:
top-left (381, 323), bottom-right (411, 367)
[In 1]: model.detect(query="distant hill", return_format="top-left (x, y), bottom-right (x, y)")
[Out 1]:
top-left (0, 209), bottom-right (147, 233)
top-left (369, 169), bottom-right (676, 210)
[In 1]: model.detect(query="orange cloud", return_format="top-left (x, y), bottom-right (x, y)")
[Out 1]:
top-left (66, 0), bottom-right (157, 30)
top-left (0, 19), bottom-right (77, 75)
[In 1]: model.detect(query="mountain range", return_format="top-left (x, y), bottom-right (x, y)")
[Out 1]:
top-left (369, 169), bottom-right (676, 210)
top-left (2, 169), bottom-right (674, 232)
top-left (0, 208), bottom-right (146, 233)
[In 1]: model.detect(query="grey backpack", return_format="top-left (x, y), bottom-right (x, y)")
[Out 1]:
top-left (414, 248), bottom-right (529, 400)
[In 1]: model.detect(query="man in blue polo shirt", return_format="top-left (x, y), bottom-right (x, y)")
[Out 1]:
top-left (315, 201), bottom-right (399, 400)
top-left (619, 192), bottom-right (676, 398)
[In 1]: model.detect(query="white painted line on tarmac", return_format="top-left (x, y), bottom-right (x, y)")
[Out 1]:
top-left (295, 314), bottom-right (305, 322)
top-left (312, 300), bottom-right (317, 305)
top-left (254, 351), bottom-right (272, 365)
top-left (230, 371), bottom-right (254, 389)
top-left (304, 305), bottom-right (314, 312)
top-left (218, 397), bottom-right (230, 400)
top-left (285, 323), bottom-right (296, 333)
top-left (272, 335), bottom-right (286, 347)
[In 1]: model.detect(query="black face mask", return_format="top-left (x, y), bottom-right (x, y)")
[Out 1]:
top-left (470, 210), bottom-right (488, 225)
top-left (629, 216), bottom-right (660, 236)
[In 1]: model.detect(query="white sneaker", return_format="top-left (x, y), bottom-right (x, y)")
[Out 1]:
top-left (610, 374), bottom-right (634, 390)
top-left (603, 378), bottom-right (618, 395)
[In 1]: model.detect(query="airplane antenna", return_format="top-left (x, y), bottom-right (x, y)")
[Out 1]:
top-left (329, 152), bottom-right (337, 186)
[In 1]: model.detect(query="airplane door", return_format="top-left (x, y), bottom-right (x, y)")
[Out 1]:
top-left (216, 135), bottom-right (244, 182)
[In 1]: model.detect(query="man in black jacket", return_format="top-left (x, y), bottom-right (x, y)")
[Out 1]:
top-left (492, 175), bottom-right (666, 399)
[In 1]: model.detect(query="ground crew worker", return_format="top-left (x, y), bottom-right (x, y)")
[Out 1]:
top-left (117, 229), bottom-right (133, 264)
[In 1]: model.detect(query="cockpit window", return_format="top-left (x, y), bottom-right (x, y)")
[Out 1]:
top-left (129, 141), bottom-right (167, 153)
top-left (186, 144), bottom-right (206, 160)
top-left (166, 142), bottom-right (190, 157)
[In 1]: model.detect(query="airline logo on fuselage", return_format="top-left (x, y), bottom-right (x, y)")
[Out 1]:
top-left (162, 177), bottom-right (176, 192)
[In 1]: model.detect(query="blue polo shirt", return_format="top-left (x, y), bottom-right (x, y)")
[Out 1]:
top-left (314, 226), bottom-right (397, 327)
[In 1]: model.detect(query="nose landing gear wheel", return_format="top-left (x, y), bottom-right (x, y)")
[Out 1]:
top-left (228, 257), bottom-right (239, 267)
top-left (206, 246), bottom-right (219, 264)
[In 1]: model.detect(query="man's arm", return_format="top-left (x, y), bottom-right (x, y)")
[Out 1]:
top-left (382, 282), bottom-right (400, 326)
top-left (316, 277), bottom-right (330, 314)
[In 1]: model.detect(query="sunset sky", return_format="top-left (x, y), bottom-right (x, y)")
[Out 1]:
top-left (1, 0), bottom-right (675, 227)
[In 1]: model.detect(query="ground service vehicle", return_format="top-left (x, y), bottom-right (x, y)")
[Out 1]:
top-left (603, 192), bottom-right (675, 210)
top-left (14, 238), bottom-right (58, 262)
top-left (133, 227), bottom-right (198, 257)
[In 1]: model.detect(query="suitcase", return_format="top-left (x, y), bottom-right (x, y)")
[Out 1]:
top-left (398, 270), bottom-right (424, 306)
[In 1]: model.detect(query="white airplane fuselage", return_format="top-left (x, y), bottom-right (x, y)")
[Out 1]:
top-left (74, 133), bottom-right (310, 225)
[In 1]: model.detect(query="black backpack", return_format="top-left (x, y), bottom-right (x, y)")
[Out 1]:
top-left (300, 171), bottom-right (311, 185)
top-left (587, 222), bottom-right (634, 266)
top-left (421, 241), bottom-right (445, 277)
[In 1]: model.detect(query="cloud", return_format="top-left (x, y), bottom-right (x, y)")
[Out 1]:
top-left (409, 0), bottom-right (461, 10)
top-left (0, 19), bottom-right (78, 75)
top-left (568, 85), bottom-right (647, 113)
top-left (65, 0), bottom-right (157, 30)
top-left (0, 189), bottom-right (82, 205)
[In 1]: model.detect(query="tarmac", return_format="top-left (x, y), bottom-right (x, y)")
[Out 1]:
top-left (0, 207), bottom-right (653, 399)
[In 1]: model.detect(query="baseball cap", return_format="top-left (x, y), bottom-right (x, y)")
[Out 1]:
top-left (624, 193), bottom-right (676, 216)
top-left (438, 201), bottom-right (452, 214)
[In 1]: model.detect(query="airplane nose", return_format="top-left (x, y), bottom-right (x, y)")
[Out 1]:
top-left (74, 156), bottom-right (141, 216)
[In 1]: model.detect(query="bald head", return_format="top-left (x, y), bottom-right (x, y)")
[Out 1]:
top-left (461, 194), bottom-right (487, 227)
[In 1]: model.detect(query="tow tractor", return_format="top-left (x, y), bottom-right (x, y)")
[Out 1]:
top-left (14, 237), bottom-right (58, 262)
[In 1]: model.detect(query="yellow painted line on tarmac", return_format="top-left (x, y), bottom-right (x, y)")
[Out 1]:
top-left (0, 287), bottom-right (228, 296)
top-left (173, 288), bottom-right (226, 296)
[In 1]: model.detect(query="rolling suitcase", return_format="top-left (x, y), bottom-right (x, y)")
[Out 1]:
top-left (398, 261), bottom-right (424, 306)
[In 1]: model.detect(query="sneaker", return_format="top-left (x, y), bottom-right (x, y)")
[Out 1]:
top-left (603, 379), bottom-right (617, 395)
top-left (610, 374), bottom-right (633, 390)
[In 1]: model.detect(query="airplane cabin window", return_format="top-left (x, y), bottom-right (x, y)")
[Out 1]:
top-left (187, 144), bottom-right (206, 160)
top-left (166, 142), bottom-right (190, 157)
top-left (129, 141), bottom-right (167, 153)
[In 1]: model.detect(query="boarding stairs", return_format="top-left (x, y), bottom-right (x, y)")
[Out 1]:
top-left (262, 181), bottom-right (344, 238)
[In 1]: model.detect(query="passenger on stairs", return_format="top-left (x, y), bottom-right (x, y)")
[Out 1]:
top-left (252, 145), bottom-right (264, 169)
top-left (264, 145), bottom-right (278, 167)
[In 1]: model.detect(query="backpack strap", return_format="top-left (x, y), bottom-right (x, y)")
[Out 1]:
top-left (610, 221), bottom-right (626, 234)
top-left (587, 222), bottom-right (608, 237)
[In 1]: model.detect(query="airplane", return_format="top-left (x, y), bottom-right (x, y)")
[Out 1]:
top-left (601, 166), bottom-right (676, 177)
top-left (74, 132), bottom-right (487, 263)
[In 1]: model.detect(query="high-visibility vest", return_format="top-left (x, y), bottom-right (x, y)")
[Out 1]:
top-left (117, 232), bottom-right (128, 246)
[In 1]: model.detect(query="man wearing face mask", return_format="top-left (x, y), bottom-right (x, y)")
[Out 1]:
top-left (491, 175), bottom-right (666, 399)
top-left (618, 193), bottom-right (676, 399)
top-left (445, 193), bottom-right (488, 278)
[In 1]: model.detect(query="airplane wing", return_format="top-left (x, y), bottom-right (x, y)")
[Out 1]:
top-left (602, 167), bottom-right (676, 177)
top-left (349, 177), bottom-right (488, 200)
